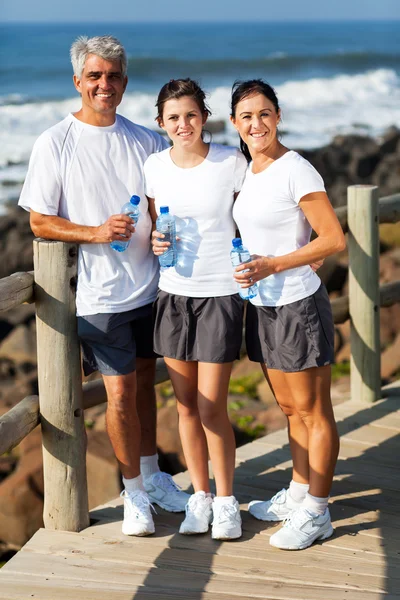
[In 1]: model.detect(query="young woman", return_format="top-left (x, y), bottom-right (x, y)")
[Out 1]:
top-left (230, 79), bottom-right (346, 550)
top-left (144, 78), bottom-right (247, 540)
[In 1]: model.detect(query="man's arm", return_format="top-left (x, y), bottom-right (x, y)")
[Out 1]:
top-left (30, 210), bottom-right (135, 244)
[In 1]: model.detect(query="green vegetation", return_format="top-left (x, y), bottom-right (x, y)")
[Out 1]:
top-left (380, 223), bottom-right (400, 248)
top-left (331, 361), bottom-right (350, 382)
top-left (228, 372), bottom-right (264, 399)
top-left (84, 419), bottom-right (95, 429)
top-left (158, 381), bottom-right (175, 399)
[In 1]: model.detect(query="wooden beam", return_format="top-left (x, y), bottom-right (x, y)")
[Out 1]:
top-left (0, 271), bottom-right (34, 312)
top-left (0, 395), bottom-right (39, 456)
top-left (34, 240), bottom-right (89, 532)
top-left (333, 193), bottom-right (400, 232)
top-left (348, 185), bottom-right (381, 403)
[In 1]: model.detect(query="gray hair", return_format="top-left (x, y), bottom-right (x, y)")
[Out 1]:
top-left (70, 35), bottom-right (127, 78)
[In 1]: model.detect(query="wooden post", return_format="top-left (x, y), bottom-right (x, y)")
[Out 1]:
top-left (33, 240), bottom-right (89, 531)
top-left (348, 185), bottom-right (380, 403)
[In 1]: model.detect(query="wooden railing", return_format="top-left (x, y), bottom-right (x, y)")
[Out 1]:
top-left (0, 185), bottom-right (399, 533)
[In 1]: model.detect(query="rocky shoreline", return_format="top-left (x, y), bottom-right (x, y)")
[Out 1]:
top-left (0, 128), bottom-right (399, 561)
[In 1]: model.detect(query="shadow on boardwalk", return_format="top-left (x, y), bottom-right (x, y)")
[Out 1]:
top-left (131, 392), bottom-right (400, 599)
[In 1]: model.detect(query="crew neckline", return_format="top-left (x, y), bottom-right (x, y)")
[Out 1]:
top-left (249, 150), bottom-right (294, 175)
top-left (69, 112), bottom-right (119, 132)
top-left (167, 143), bottom-right (212, 170)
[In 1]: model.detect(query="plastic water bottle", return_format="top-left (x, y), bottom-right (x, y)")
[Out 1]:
top-left (156, 206), bottom-right (177, 268)
top-left (110, 195), bottom-right (140, 252)
top-left (230, 238), bottom-right (258, 300)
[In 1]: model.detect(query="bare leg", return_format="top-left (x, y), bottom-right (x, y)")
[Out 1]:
top-left (102, 371), bottom-right (140, 479)
top-left (283, 366), bottom-right (339, 498)
top-left (165, 358), bottom-right (210, 493)
top-left (197, 362), bottom-right (235, 497)
top-left (263, 365), bottom-right (310, 484)
top-left (135, 357), bottom-right (157, 457)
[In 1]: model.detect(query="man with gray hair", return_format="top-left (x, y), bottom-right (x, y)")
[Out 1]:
top-left (19, 35), bottom-right (189, 536)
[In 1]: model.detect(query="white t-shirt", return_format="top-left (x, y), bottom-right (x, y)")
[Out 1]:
top-left (19, 113), bottom-right (168, 316)
top-left (233, 150), bottom-right (325, 307)
top-left (144, 144), bottom-right (248, 297)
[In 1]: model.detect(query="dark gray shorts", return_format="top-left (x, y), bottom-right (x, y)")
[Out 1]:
top-left (153, 291), bottom-right (244, 363)
top-left (77, 303), bottom-right (156, 377)
top-left (245, 283), bottom-right (334, 372)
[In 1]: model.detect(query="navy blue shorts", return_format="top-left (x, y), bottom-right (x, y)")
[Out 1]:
top-left (77, 303), bottom-right (156, 376)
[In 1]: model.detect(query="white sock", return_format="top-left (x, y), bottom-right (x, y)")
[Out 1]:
top-left (213, 495), bottom-right (236, 505)
top-left (140, 454), bottom-right (160, 479)
top-left (123, 474), bottom-right (145, 494)
top-left (302, 492), bottom-right (329, 516)
top-left (289, 480), bottom-right (309, 503)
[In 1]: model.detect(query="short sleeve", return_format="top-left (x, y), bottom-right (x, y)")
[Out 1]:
top-left (234, 150), bottom-right (248, 193)
top-left (18, 132), bottom-right (62, 215)
top-left (290, 159), bottom-right (326, 205)
top-left (154, 132), bottom-right (169, 153)
top-left (143, 154), bottom-right (156, 198)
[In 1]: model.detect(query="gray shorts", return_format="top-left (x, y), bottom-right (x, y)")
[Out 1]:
top-left (153, 290), bottom-right (244, 363)
top-left (77, 303), bottom-right (156, 376)
top-left (245, 283), bottom-right (334, 372)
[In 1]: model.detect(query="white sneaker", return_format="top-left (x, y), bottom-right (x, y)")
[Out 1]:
top-left (121, 489), bottom-right (155, 537)
top-left (212, 498), bottom-right (242, 540)
top-left (269, 507), bottom-right (334, 550)
top-left (179, 491), bottom-right (213, 535)
top-left (248, 488), bottom-right (302, 522)
top-left (143, 471), bottom-right (190, 512)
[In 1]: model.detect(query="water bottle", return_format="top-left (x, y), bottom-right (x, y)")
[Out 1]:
top-left (230, 238), bottom-right (258, 300)
top-left (110, 195), bottom-right (140, 252)
top-left (156, 206), bottom-right (177, 268)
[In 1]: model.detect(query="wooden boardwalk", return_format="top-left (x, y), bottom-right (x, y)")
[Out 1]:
top-left (1, 391), bottom-right (399, 600)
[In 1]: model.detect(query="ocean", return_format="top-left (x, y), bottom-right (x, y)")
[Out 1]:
top-left (1, 21), bottom-right (399, 211)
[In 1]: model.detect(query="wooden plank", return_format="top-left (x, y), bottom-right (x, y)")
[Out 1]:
top-left (0, 572), bottom-right (395, 600)
top-left (0, 271), bottom-right (34, 312)
top-left (3, 541), bottom-right (389, 595)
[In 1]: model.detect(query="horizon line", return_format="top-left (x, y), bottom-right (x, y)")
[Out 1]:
top-left (2, 18), bottom-right (400, 24)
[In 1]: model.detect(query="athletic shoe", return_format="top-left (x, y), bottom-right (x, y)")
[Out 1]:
top-left (248, 488), bottom-right (302, 522)
top-left (269, 507), bottom-right (334, 550)
top-left (143, 471), bottom-right (190, 512)
top-left (179, 491), bottom-right (213, 535)
top-left (121, 489), bottom-right (155, 536)
top-left (211, 498), bottom-right (242, 540)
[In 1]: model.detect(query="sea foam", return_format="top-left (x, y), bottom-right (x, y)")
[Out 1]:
top-left (1, 68), bottom-right (399, 206)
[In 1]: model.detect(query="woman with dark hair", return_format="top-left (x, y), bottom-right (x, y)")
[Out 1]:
top-left (144, 78), bottom-right (247, 540)
top-left (230, 79), bottom-right (346, 550)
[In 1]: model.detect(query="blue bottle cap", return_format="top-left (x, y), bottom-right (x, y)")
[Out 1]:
top-left (232, 238), bottom-right (242, 247)
top-left (130, 195), bottom-right (140, 205)
top-left (160, 206), bottom-right (169, 214)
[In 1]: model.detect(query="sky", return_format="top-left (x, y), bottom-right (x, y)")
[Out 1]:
top-left (2, 0), bottom-right (400, 22)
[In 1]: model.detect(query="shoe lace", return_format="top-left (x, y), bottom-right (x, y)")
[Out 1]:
top-left (282, 507), bottom-right (311, 530)
top-left (214, 503), bottom-right (238, 524)
top-left (270, 488), bottom-right (287, 505)
top-left (122, 490), bottom-right (157, 516)
top-left (185, 493), bottom-right (211, 516)
top-left (152, 472), bottom-right (182, 493)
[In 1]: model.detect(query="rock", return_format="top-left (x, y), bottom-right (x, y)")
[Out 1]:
top-left (0, 324), bottom-right (36, 365)
top-left (86, 431), bottom-right (121, 509)
top-left (0, 428), bottom-right (44, 546)
top-left (156, 402), bottom-right (186, 473)
top-left (379, 126), bottom-right (400, 156)
top-left (0, 207), bottom-right (34, 280)
top-left (381, 332), bottom-right (400, 381)
top-left (372, 153), bottom-right (400, 197)
top-left (206, 120), bottom-right (225, 134)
